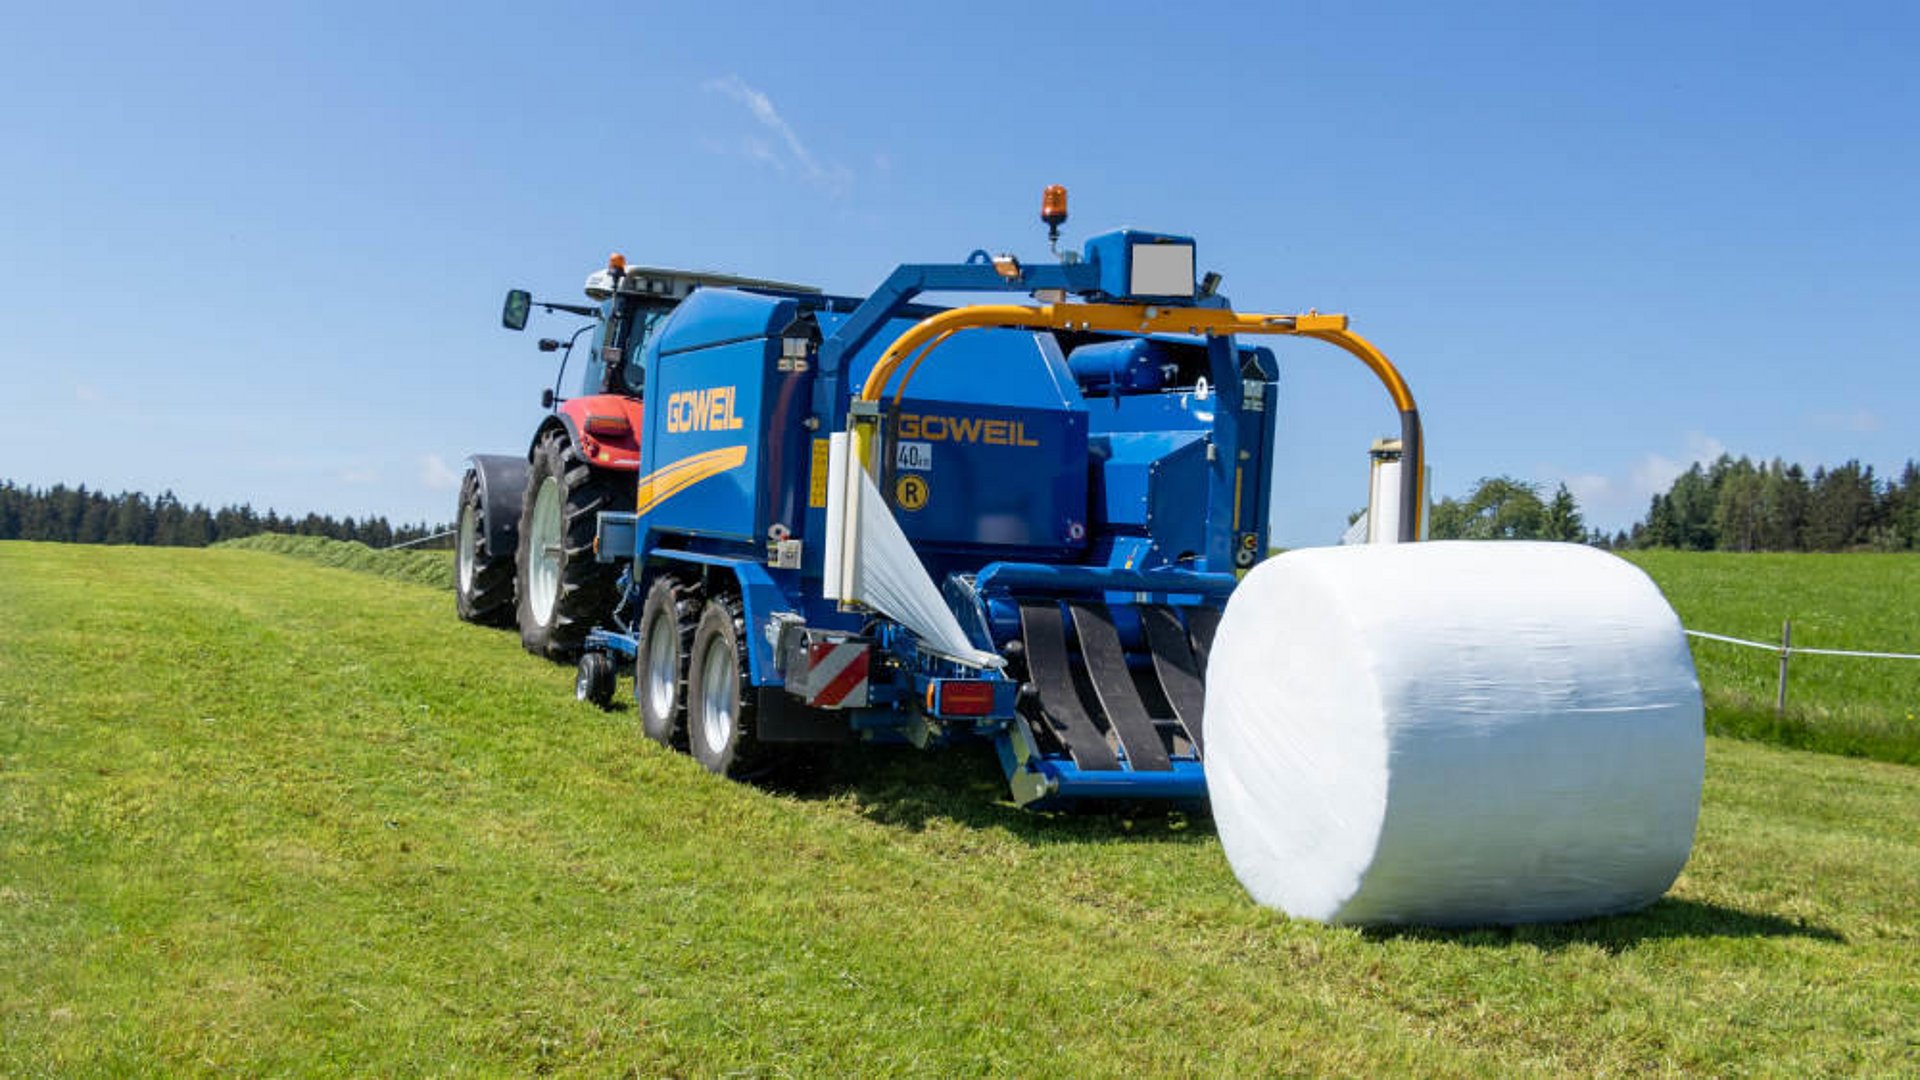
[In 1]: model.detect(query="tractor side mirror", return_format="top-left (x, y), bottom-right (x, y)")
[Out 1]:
top-left (502, 289), bottom-right (532, 331)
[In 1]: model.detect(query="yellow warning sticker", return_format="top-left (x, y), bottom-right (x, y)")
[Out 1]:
top-left (895, 473), bottom-right (930, 511)
top-left (808, 438), bottom-right (830, 508)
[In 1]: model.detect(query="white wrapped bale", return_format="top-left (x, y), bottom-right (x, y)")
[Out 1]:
top-left (1205, 541), bottom-right (1704, 926)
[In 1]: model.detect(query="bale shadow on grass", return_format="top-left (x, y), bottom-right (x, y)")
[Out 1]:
top-left (753, 744), bottom-right (1847, 949)
top-left (1360, 897), bottom-right (1845, 954)
top-left (753, 740), bottom-right (1217, 847)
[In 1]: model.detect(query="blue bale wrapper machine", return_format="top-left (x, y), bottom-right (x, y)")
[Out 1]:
top-left (564, 187), bottom-right (1424, 808)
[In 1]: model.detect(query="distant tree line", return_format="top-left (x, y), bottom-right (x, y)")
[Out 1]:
top-left (1428, 477), bottom-right (1588, 542)
top-left (1626, 456), bottom-right (1920, 552)
top-left (1424, 455), bottom-right (1919, 552)
top-left (0, 482), bottom-right (449, 549)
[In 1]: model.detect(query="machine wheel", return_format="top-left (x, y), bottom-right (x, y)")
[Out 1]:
top-left (637, 574), bottom-right (699, 749)
top-left (686, 593), bottom-right (764, 778)
top-left (575, 651), bottom-right (617, 709)
top-left (515, 428), bottom-right (626, 660)
top-left (454, 468), bottom-right (515, 627)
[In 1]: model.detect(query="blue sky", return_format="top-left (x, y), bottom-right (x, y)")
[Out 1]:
top-left (2, 1), bottom-right (1914, 546)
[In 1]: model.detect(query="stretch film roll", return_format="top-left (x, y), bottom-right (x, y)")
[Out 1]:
top-left (1206, 541), bottom-right (1704, 926)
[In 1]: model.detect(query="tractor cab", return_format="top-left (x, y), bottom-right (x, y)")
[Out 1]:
top-left (583, 259), bottom-right (821, 401)
top-left (502, 258), bottom-right (821, 405)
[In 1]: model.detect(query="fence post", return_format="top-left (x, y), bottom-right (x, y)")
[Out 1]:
top-left (1775, 618), bottom-right (1792, 716)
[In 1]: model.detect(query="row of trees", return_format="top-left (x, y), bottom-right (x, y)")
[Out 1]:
top-left (0, 482), bottom-right (449, 549)
top-left (1426, 455), bottom-right (1920, 551)
top-left (1427, 478), bottom-right (1587, 542)
top-left (1633, 456), bottom-right (1920, 552)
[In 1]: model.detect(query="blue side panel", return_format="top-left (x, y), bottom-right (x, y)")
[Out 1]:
top-left (654, 289), bottom-right (794, 356)
top-left (636, 289), bottom-right (811, 552)
top-left (811, 313), bottom-right (1092, 560)
top-left (889, 400), bottom-right (1088, 551)
top-left (1089, 430), bottom-right (1204, 532)
top-left (1146, 437), bottom-right (1210, 562)
top-left (643, 334), bottom-right (769, 542)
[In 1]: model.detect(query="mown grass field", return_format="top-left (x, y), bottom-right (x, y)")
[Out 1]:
top-left (1626, 551), bottom-right (1920, 765)
top-left (217, 532), bottom-right (454, 591)
top-left (2, 542), bottom-right (1917, 1075)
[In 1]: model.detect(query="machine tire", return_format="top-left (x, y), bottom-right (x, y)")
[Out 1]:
top-left (454, 468), bottom-right (515, 627)
top-left (637, 574), bottom-right (699, 749)
top-left (575, 651), bottom-right (617, 709)
top-left (515, 428), bottom-right (626, 660)
top-left (686, 593), bottom-right (765, 778)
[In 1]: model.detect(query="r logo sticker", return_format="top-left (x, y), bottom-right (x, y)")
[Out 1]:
top-left (894, 474), bottom-right (930, 511)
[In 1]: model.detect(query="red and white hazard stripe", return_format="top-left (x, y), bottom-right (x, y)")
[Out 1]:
top-left (806, 640), bottom-right (871, 708)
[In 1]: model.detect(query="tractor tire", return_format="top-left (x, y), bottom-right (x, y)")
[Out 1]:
top-left (455, 468), bottom-right (516, 627)
top-left (637, 574), bottom-right (699, 749)
top-left (515, 428), bottom-right (626, 661)
top-left (575, 651), bottom-right (617, 709)
top-left (686, 593), bottom-right (766, 779)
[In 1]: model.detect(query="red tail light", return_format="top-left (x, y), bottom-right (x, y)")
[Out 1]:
top-left (928, 679), bottom-right (997, 716)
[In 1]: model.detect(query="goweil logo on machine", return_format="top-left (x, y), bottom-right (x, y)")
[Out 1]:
top-left (665, 386), bottom-right (746, 433)
top-left (896, 413), bottom-right (1040, 447)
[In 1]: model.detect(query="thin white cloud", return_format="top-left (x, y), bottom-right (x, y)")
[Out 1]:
top-left (1810, 408), bottom-right (1882, 433)
top-left (703, 75), bottom-right (852, 194)
top-left (418, 453), bottom-right (461, 491)
top-left (1539, 432), bottom-right (1728, 532)
top-left (1558, 471), bottom-right (1615, 508)
top-left (1629, 433), bottom-right (1728, 502)
top-left (74, 383), bottom-right (101, 402)
top-left (339, 467), bottom-right (380, 486)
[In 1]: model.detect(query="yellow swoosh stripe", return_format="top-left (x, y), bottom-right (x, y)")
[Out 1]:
top-left (634, 445), bottom-right (749, 516)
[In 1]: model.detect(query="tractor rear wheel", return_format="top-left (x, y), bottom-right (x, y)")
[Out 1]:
top-left (455, 468), bottom-right (515, 627)
top-left (637, 574), bottom-right (699, 749)
top-left (686, 594), bottom-right (765, 778)
top-left (515, 429), bottom-right (626, 660)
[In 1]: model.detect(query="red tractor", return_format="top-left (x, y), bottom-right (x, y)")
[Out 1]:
top-left (456, 255), bottom-right (813, 659)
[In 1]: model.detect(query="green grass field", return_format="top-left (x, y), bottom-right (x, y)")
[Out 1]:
top-left (216, 534), bottom-right (1920, 763)
top-left (1626, 551), bottom-right (1920, 764)
top-left (2, 541), bottom-right (1916, 1075)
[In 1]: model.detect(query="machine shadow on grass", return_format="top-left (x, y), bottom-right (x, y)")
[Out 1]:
top-left (755, 741), bottom-right (1217, 846)
top-left (1360, 897), bottom-right (1844, 954)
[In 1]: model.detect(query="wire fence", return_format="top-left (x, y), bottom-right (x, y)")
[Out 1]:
top-left (387, 528), bottom-right (455, 551)
top-left (1684, 621), bottom-right (1920, 714)
top-left (1685, 628), bottom-right (1920, 662)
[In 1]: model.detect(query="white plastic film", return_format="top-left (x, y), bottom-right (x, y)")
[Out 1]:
top-left (1206, 541), bottom-right (1704, 926)
top-left (825, 432), bottom-right (1000, 669)
top-left (822, 433), bottom-right (851, 602)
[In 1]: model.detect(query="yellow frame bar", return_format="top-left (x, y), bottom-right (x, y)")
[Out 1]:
top-left (851, 302), bottom-right (1425, 537)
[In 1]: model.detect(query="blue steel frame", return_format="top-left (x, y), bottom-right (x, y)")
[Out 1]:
top-left (595, 234), bottom-right (1271, 806)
